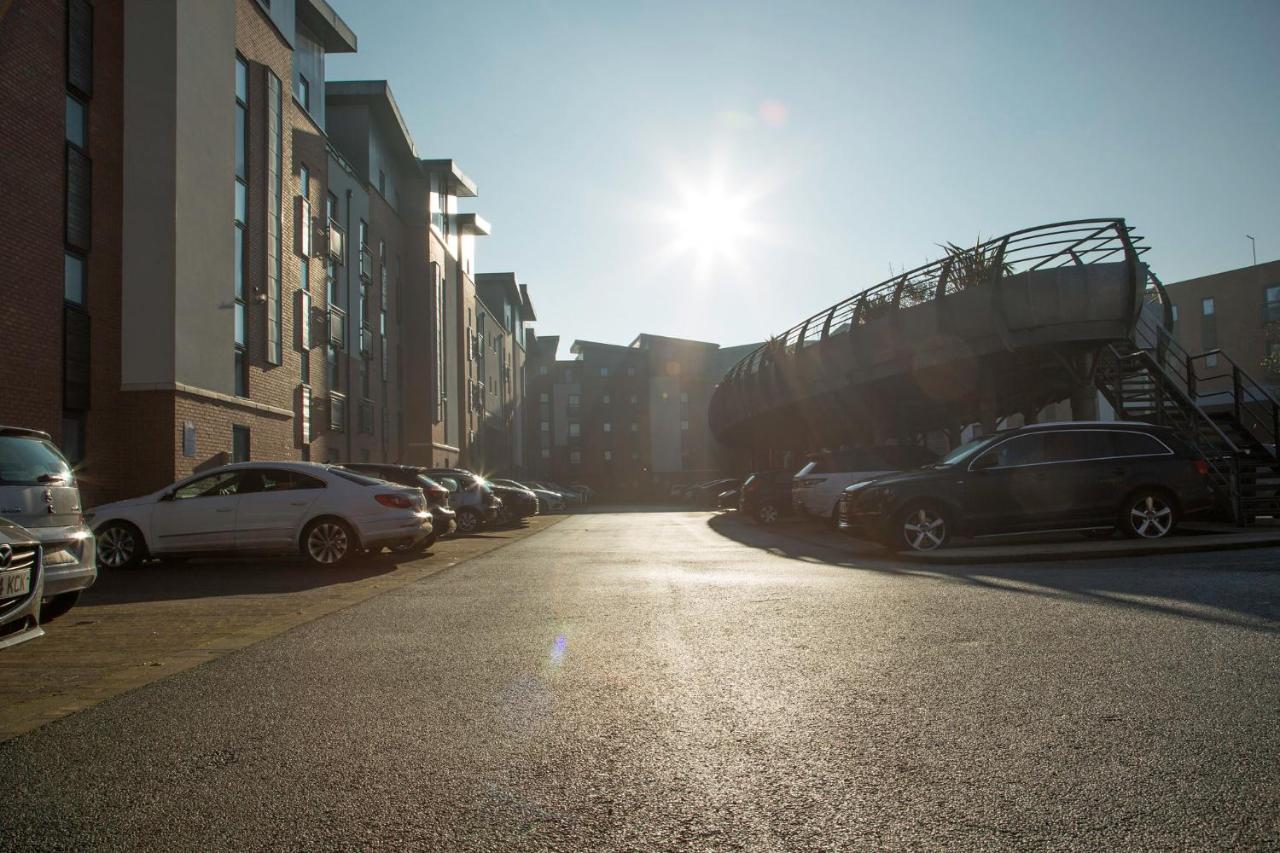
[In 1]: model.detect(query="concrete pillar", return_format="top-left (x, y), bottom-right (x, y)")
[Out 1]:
top-left (1070, 385), bottom-right (1098, 420)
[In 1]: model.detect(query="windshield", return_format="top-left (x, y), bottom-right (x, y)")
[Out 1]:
top-left (0, 436), bottom-right (74, 485)
top-left (936, 437), bottom-right (997, 466)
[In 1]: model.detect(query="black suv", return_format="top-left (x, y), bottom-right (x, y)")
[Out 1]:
top-left (738, 470), bottom-right (794, 525)
top-left (839, 422), bottom-right (1216, 552)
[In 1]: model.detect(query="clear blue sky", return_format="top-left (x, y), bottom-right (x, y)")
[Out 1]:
top-left (327, 0), bottom-right (1280, 355)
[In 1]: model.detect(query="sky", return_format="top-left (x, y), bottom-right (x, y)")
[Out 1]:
top-left (327, 0), bottom-right (1280, 356)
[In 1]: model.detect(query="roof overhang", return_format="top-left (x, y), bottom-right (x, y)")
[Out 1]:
top-left (520, 283), bottom-right (537, 322)
top-left (296, 0), bottom-right (357, 53)
top-left (326, 81), bottom-right (418, 163)
top-left (456, 213), bottom-right (490, 236)
top-left (421, 159), bottom-right (478, 198)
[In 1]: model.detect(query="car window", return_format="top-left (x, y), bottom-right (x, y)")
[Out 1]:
top-left (981, 434), bottom-right (1047, 468)
top-left (795, 461), bottom-right (818, 477)
top-left (0, 435), bottom-right (74, 486)
top-left (1114, 431), bottom-right (1170, 457)
top-left (416, 475), bottom-right (443, 491)
top-left (257, 469), bottom-right (325, 491)
top-left (173, 471), bottom-right (243, 500)
top-left (439, 477), bottom-right (460, 492)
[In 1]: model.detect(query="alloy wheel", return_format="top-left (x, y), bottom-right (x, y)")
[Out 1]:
top-left (307, 522), bottom-right (350, 564)
top-left (98, 525), bottom-right (136, 569)
top-left (458, 510), bottom-right (478, 533)
top-left (758, 504), bottom-right (779, 525)
top-left (902, 507), bottom-right (947, 552)
top-left (1129, 494), bottom-right (1173, 538)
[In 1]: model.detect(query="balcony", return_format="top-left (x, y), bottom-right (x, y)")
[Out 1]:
top-left (327, 306), bottom-right (347, 349)
top-left (328, 392), bottom-right (346, 432)
top-left (327, 219), bottom-right (345, 262)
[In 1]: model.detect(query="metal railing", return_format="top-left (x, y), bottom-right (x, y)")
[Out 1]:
top-left (725, 219), bottom-right (1151, 382)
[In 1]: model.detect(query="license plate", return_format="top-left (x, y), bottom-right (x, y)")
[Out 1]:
top-left (0, 569), bottom-right (30, 598)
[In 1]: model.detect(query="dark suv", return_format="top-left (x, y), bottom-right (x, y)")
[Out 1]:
top-left (839, 422), bottom-right (1216, 552)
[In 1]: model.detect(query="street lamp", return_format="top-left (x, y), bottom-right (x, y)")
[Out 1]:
top-left (1247, 235), bottom-right (1256, 266)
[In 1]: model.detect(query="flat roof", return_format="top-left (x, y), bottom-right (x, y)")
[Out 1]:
top-left (297, 0), bottom-right (357, 53)
top-left (455, 213), bottom-right (490, 236)
top-left (421, 159), bottom-right (478, 198)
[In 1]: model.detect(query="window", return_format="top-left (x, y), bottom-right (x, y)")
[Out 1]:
top-left (603, 422), bottom-right (612, 432)
top-left (630, 422), bottom-right (638, 432)
top-left (1205, 353), bottom-right (1219, 368)
top-left (541, 421), bottom-right (549, 432)
top-left (570, 450), bottom-right (581, 464)
top-left (541, 448), bottom-right (551, 459)
top-left (1201, 297), bottom-right (1215, 317)
top-left (296, 74), bottom-right (310, 112)
top-left (64, 252), bottom-right (86, 305)
top-left (1265, 285), bottom-right (1280, 323)
top-left (600, 367), bottom-right (609, 377)
top-left (568, 423), bottom-right (581, 437)
top-left (1041, 431), bottom-right (1113, 463)
top-left (627, 367), bottom-right (636, 377)
top-left (65, 95), bottom-right (86, 148)
top-left (680, 420), bottom-right (689, 431)
top-left (378, 170), bottom-right (386, 195)
top-left (232, 426), bottom-right (251, 462)
top-left (680, 392), bottom-right (689, 404)
top-left (174, 471), bottom-right (243, 500)
top-left (266, 70), bottom-right (283, 365)
top-left (630, 394), bottom-right (638, 405)
top-left (603, 450), bottom-right (612, 461)
top-left (661, 392), bottom-right (669, 401)
top-left (1171, 305), bottom-right (1179, 324)
top-left (539, 393), bottom-right (549, 404)
top-left (602, 394), bottom-right (610, 404)
top-left (980, 434), bottom-right (1046, 468)
top-left (234, 55), bottom-right (249, 395)
top-left (568, 394), bottom-right (580, 409)
top-left (1113, 432), bottom-right (1171, 457)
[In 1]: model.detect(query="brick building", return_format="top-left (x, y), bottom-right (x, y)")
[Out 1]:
top-left (525, 332), bottom-right (760, 498)
top-left (0, 0), bottom-right (533, 504)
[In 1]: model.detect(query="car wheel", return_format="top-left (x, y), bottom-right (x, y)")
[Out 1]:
top-left (1121, 490), bottom-right (1177, 539)
top-left (456, 507), bottom-right (481, 534)
top-left (756, 503), bottom-right (780, 525)
top-left (40, 590), bottom-right (81, 623)
top-left (302, 518), bottom-right (356, 566)
top-left (96, 521), bottom-right (147, 570)
top-left (892, 502), bottom-right (951, 552)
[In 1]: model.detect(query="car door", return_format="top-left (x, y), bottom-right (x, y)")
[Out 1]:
top-left (148, 470), bottom-right (246, 554)
top-left (234, 469), bottom-right (326, 550)
top-left (961, 433), bottom-right (1051, 534)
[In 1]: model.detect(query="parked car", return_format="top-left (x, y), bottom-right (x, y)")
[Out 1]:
top-left (424, 469), bottom-right (500, 534)
top-left (689, 478), bottom-right (738, 507)
top-left (567, 483), bottom-right (595, 503)
top-left (488, 481), bottom-right (540, 525)
top-left (0, 518), bottom-right (45, 649)
top-left (839, 422), bottom-right (1217, 552)
top-left (88, 463), bottom-right (432, 568)
top-left (537, 481), bottom-right (586, 506)
top-left (716, 486), bottom-right (740, 509)
top-left (0, 426), bottom-right (96, 623)
top-left (793, 445), bottom-right (938, 525)
top-left (340, 464), bottom-right (457, 550)
top-left (739, 470), bottom-right (795, 525)
top-left (493, 479), bottom-right (565, 512)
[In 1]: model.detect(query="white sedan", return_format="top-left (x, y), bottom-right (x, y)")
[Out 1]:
top-left (87, 462), bottom-right (432, 569)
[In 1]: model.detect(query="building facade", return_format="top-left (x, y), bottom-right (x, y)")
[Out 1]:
top-left (524, 332), bottom-right (758, 498)
top-left (0, 0), bottom-right (531, 504)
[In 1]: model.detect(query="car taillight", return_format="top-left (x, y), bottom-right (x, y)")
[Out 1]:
top-left (375, 493), bottom-right (414, 509)
top-left (1193, 459), bottom-right (1210, 477)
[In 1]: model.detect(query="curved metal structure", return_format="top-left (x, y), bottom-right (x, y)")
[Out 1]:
top-left (710, 219), bottom-right (1167, 451)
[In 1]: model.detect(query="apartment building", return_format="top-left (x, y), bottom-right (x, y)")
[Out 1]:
top-left (525, 332), bottom-right (759, 497)
top-left (0, 0), bottom-right (524, 503)
top-left (472, 273), bottom-right (536, 476)
top-left (1165, 259), bottom-right (1280, 397)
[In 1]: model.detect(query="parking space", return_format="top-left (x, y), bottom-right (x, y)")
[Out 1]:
top-left (0, 515), bottom-right (565, 741)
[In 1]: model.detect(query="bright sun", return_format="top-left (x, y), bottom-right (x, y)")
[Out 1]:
top-left (657, 162), bottom-right (763, 280)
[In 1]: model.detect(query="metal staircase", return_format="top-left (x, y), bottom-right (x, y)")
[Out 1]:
top-left (1095, 300), bottom-right (1280, 524)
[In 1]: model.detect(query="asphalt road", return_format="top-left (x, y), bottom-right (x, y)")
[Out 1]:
top-left (3, 509), bottom-right (1279, 851)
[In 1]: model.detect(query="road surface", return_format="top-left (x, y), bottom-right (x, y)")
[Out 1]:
top-left (3, 509), bottom-right (1279, 850)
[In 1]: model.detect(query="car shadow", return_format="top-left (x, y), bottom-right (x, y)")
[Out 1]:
top-left (706, 512), bottom-right (1280, 634)
top-left (82, 549), bottom-right (425, 606)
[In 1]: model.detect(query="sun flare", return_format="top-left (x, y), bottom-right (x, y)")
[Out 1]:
top-left (653, 160), bottom-right (766, 280)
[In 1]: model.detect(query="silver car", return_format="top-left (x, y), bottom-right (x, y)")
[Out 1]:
top-left (0, 427), bottom-right (95, 623)
top-left (0, 518), bottom-right (46, 649)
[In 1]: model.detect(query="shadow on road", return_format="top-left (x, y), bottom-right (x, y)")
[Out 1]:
top-left (706, 512), bottom-right (1280, 634)
top-left (83, 549), bottom-right (425, 606)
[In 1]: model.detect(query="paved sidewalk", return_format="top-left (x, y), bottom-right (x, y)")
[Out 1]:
top-left (0, 515), bottom-right (565, 741)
